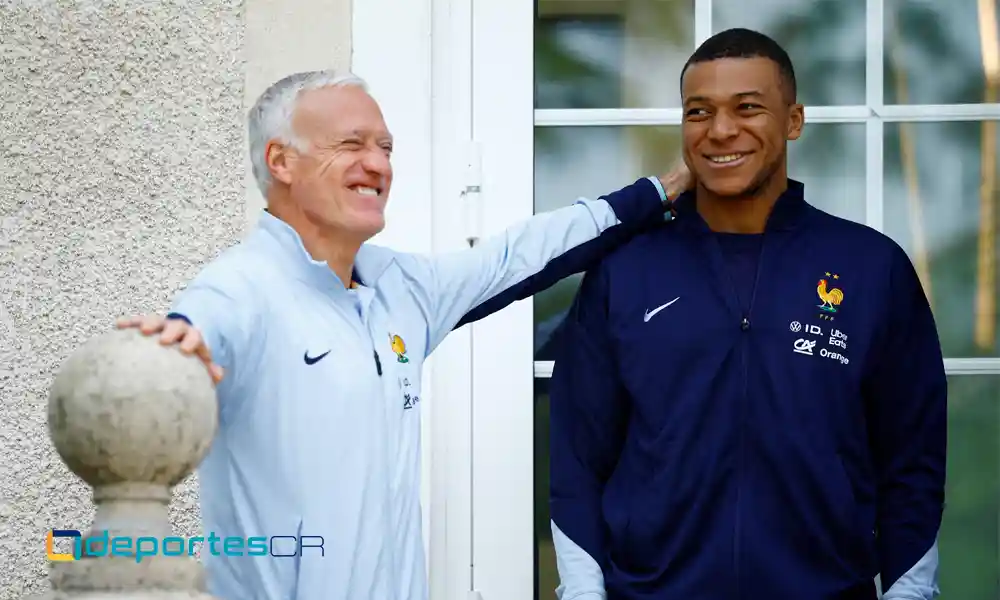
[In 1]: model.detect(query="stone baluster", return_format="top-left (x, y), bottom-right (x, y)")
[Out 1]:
top-left (32, 328), bottom-right (219, 599)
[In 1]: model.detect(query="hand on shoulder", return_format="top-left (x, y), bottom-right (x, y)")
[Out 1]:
top-left (658, 160), bottom-right (696, 205)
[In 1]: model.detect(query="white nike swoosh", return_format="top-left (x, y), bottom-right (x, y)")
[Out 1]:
top-left (643, 297), bottom-right (680, 322)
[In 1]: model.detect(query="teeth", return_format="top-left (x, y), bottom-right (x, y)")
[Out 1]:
top-left (354, 186), bottom-right (379, 196)
top-left (709, 154), bottom-right (744, 164)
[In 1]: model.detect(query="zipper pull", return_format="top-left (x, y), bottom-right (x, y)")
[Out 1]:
top-left (373, 350), bottom-right (382, 376)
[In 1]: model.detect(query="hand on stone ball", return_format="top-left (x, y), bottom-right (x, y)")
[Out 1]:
top-left (115, 314), bottom-right (224, 384)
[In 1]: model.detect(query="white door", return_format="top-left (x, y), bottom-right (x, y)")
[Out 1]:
top-left (467, 0), bottom-right (1000, 599)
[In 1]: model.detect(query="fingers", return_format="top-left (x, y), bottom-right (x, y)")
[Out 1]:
top-left (177, 325), bottom-right (213, 366)
top-left (658, 161), bottom-right (695, 201)
top-left (161, 317), bottom-right (191, 346)
top-left (114, 314), bottom-right (224, 385)
top-left (208, 364), bottom-right (225, 384)
top-left (140, 314), bottom-right (166, 335)
top-left (166, 321), bottom-right (224, 383)
top-left (115, 315), bottom-right (143, 329)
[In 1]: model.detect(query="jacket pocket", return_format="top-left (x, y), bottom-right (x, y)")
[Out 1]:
top-left (833, 454), bottom-right (877, 572)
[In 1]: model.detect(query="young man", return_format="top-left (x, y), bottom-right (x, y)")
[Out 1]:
top-left (117, 70), bottom-right (692, 600)
top-left (549, 28), bottom-right (946, 600)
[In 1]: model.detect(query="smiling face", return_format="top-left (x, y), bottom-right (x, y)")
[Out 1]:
top-left (681, 56), bottom-right (803, 199)
top-left (269, 84), bottom-right (394, 242)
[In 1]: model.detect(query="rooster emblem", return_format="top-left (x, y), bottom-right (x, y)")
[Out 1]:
top-left (390, 334), bottom-right (409, 363)
top-left (816, 273), bottom-right (844, 313)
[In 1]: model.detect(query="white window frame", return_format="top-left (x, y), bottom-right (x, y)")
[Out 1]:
top-left (355, 0), bottom-right (1000, 596)
top-left (471, 0), bottom-right (1000, 598)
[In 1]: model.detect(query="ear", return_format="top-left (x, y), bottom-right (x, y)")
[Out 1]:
top-left (266, 140), bottom-right (296, 186)
top-left (786, 103), bottom-right (804, 141)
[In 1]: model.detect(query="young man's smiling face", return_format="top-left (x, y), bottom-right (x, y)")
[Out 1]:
top-left (681, 56), bottom-right (804, 199)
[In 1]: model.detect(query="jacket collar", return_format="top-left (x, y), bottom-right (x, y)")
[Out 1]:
top-left (671, 178), bottom-right (808, 233)
top-left (254, 210), bottom-right (394, 291)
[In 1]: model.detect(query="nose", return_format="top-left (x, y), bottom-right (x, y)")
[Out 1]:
top-left (361, 145), bottom-right (392, 179)
top-left (707, 111), bottom-right (739, 141)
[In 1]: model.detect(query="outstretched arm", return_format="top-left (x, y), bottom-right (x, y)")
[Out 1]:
top-left (455, 165), bottom-right (692, 331)
top-left (402, 176), bottom-right (667, 356)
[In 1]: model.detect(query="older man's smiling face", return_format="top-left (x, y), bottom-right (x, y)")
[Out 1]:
top-left (286, 85), bottom-right (395, 242)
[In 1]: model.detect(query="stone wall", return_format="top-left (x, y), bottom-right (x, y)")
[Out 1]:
top-left (1, 0), bottom-right (354, 592)
top-left (0, 2), bottom-right (243, 596)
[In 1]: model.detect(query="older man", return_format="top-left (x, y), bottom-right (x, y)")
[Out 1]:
top-left (118, 70), bottom-right (690, 600)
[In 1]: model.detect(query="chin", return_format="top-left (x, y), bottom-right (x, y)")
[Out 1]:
top-left (700, 177), bottom-right (757, 198)
top-left (352, 214), bottom-right (386, 240)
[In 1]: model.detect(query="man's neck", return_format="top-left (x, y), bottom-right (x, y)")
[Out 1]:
top-left (696, 173), bottom-right (788, 234)
top-left (267, 202), bottom-right (361, 288)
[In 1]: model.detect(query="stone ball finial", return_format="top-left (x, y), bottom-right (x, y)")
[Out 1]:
top-left (37, 328), bottom-right (220, 598)
top-left (48, 327), bottom-right (218, 490)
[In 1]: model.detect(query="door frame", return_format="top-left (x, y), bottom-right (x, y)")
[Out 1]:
top-left (467, 0), bottom-right (538, 596)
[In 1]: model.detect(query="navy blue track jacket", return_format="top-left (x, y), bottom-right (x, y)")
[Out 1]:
top-left (546, 180), bottom-right (947, 599)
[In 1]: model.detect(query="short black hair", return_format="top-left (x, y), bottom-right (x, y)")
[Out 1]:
top-left (680, 28), bottom-right (797, 103)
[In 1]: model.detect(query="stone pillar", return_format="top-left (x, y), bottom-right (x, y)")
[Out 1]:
top-left (31, 329), bottom-right (219, 599)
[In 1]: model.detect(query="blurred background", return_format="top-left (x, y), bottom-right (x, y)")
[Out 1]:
top-left (529, 0), bottom-right (999, 598)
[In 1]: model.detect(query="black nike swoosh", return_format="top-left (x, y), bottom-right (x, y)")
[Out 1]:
top-left (303, 350), bottom-right (331, 365)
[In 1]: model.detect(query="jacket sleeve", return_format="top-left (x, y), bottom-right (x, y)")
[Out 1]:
top-left (548, 263), bottom-right (630, 599)
top-left (407, 177), bottom-right (666, 355)
top-left (453, 177), bottom-right (669, 331)
top-left (864, 244), bottom-right (947, 598)
top-left (165, 264), bottom-right (259, 418)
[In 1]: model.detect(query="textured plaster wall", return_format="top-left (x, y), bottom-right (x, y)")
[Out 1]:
top-left (0, 0), bottom-right (350, 596)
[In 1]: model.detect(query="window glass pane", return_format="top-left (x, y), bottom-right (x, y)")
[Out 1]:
top-left (535, 0), bottom-right (695, 109)
top-left (940, 374), bottom-right (1000, 600)
top-left (533, 123), bottom-right (865, 356)
top-left (535, 379), bottom-right (555, 600)
top-left (883, 121), bottom-right (999, 357)
top-left (534, 375), bottom-right (1000, 600)
top-left (713, 0), bottom-right (866, 106)
top-left (885, 0), bottom-right (999, 105)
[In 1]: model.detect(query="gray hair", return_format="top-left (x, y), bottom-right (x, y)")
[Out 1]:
top-left (247, 70), bottom-right (369, 197)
